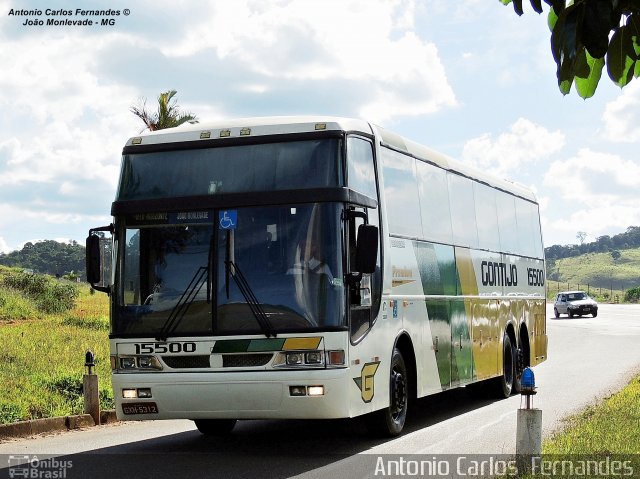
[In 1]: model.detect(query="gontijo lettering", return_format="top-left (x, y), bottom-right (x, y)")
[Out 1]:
top-left (481, 261), bottom-right (518, 287)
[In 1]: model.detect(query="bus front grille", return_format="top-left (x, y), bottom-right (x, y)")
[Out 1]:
top-left (222, 354), bottom-right (273, 368)
top-left (162, 355), bottom-right (211, 369)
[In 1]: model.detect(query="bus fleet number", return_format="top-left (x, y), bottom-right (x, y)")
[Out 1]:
top-left (134, 342), bottom-right (197, 354)
top-left (527, 268), bottom-right (545, 287)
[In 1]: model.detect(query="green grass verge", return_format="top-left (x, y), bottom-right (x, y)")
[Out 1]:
top-left (543, 375), bottom-right (640, 455)
top-left (512, 376), bottom-right (640, 478)
top-left (0, 266), bottom-right (112, 424)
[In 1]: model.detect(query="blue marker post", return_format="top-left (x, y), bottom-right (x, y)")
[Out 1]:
top-left (516, 367), bottom-right (542, 460)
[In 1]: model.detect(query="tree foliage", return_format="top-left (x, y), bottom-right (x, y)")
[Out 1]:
top-left (625, 285), bottom-right (640, 302)
top-left (130, 90), bottom-right (198, 132)
top-left (501, 0), bottom-right (640, 98)
top-left (0, 240), bottom-right (85, 277)
top-left (545, 226), bottom-right (640, 259)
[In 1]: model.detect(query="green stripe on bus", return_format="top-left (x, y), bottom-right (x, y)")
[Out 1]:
top-left (247, 338), bottom-right (287, 352)
top-left (211, 339), bottom-right (252, 353)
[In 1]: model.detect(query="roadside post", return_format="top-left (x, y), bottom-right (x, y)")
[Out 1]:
top-left (83, 350), bottom-right (100, 425)
top-left (516, 367), bottom-right (542, 471)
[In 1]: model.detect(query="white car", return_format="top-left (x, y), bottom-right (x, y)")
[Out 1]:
top-left (553, 291), bottom-right (598, 318)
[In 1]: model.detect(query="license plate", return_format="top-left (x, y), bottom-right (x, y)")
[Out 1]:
top-left (122, 402), bottom-right (159, 415)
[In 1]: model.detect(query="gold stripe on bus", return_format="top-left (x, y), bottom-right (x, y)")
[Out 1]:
top-left (283, 337), bottom-right (322, 351)
top-left (455, 248), bottom-right (478, 296)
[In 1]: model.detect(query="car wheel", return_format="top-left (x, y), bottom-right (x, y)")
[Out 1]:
top-left (194, 419), bottom-right (237, 436)
top-left (554, 307), bottom-right (559, 318)
top-left (593, 311), bottom-right (598, 318)
top-left (366, 348), bottom-right (408, 437)
top-left (568, 310), bottom-right (574, 318)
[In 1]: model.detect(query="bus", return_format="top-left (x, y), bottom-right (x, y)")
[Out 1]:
top-left (86, 116), bottom-right (547, 437)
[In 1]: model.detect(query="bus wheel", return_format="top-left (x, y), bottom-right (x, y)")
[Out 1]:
top-left (494, 333), bottom-right (515, 398)
top-left (194, 419), bottom-right (237, 436)
top-left (366, 348), bottom-right (408, 437)
top-left (512, 347), bottom-right (524, 394)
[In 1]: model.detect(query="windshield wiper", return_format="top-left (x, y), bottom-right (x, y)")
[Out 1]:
top-left (157, 266), bottom-right (208, 341)
top-left (225, 260), bottom-right (276, 338)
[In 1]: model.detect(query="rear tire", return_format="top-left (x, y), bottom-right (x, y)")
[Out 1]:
top-left (493, 333), bottom-right (515, 398)
top-left (366, 348), bottom-right (408, 437)
top-left (194, 419), bottom-right (237, 436)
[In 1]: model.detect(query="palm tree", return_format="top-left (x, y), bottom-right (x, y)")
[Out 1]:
top-left (130, 90), bottom-right (198, 132)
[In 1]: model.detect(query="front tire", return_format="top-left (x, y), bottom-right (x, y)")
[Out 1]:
top-left (554, 307), bottom-right (559, 318)
top-left (366, 348), bottom-right (408, 437)
top-left (593, 311), bottom-right (598, 318)
top-left (194, 419), bottom-right (237, 436)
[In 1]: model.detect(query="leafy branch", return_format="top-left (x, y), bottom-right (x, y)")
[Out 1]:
top-left (501, 0), bottom-right (640, 98)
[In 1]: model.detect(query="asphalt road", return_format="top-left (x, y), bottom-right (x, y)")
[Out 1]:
top-left (1, 303), bottom-right (639, 478)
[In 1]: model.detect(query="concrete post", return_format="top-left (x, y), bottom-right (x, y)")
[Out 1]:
top-left (83, 374), bottom-right (100, 425)
top-left (83, 350), bottom-right (100, 425)
top-left (516, 408), bottom-right (542, 455)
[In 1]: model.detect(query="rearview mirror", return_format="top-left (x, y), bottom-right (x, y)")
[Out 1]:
top-left (86, 234), bottom-right (101, 284)
top-left (86, 225), bottom-right (113, 294)
top-left (355, 224), bottom-right (378, 274)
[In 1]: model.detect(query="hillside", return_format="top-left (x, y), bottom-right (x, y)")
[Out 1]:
top-left (546, 247), bottom-right (640, 292)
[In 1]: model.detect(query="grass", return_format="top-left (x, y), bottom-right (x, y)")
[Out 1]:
top-left (543, 375), bottom-right (640, 455)
top-left (511, 375), bottom-right (640, 478)
top-left (0, 266), bottom-right (112, 424)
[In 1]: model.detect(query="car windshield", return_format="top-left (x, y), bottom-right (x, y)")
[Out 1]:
top-left (113, 203), bottom-right (345, 336)
top-left (568, 292), bottom-right (587, 301)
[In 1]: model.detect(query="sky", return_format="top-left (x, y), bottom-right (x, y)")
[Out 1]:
top-left (1, 0), bottom-right (640, 254)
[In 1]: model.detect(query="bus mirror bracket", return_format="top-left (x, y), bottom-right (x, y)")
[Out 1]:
top-left (86, 225), bottom-right (113, 295)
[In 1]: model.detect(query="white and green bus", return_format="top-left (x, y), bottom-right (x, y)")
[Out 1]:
top-left (87, 116), bottom-right (547, 436)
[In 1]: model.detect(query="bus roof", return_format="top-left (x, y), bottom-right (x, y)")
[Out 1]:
top-left (373, 124), bottom-right (538, 203)
top-left (125, 116), bottom-right (373, 146)
top-left (125, 115), bottom-right (537, 203)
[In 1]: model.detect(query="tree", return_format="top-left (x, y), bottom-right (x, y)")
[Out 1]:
top-left (576, 231), bottom-right (587, 245)
top-left (501, 0), bottom-right (640, 98)
top-left (611, 250), bottom-right (622, 261)
top-left (130, 90), bottom-right (198, 132)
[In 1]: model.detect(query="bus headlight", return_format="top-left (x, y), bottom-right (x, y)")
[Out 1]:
top-left (274, 350), bottom-right (328, 368)
top-left (116, 355), bottom-right (163, 371)
top-left (305, 351), bottom-right (323, 364)
top-left (137, 356), bottom-right (162, 370)
top-left (286, 352), bottom-right (304, 366)
top-left (120, 357), bottom-right (137, 369)
top-left (307, 385), bottom-right (324, 396)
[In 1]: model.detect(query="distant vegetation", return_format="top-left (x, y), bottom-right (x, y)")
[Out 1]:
top-left (546, 248), bottom-right (640, 295)
top-left (0, 240), bottom-right (85, 279)
top-left (544, 227), bottom-right (640, 298)
top-left (545, 226), bottom-right (640, 260)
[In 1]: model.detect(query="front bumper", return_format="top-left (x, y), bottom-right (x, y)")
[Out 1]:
top-left (113, 368), bottom-right (352, 421)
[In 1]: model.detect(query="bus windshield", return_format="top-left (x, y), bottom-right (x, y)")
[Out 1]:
top-left (113, 203), bottom-right (345, 336)
top-left (117, 139), bottom-right (342, 201)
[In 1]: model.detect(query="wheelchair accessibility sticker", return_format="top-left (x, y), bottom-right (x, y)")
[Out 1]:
top-left (219, 210), bottom-right (237, 230)
top-left (354, 361), bottom-right (380, 403)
